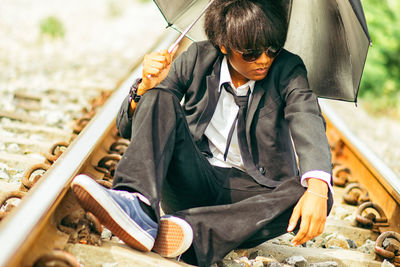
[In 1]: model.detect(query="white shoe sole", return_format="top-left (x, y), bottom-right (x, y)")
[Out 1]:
top-left (71, 174), bottom-right (155, 251)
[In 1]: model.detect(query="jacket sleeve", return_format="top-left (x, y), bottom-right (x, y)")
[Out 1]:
top-left (280, 55), bottom-right (332, 176)
top-left (116, 95), bottom-right (133, 139)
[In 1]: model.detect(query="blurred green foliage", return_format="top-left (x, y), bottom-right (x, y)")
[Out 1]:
top-left (360, 0), bottom-right (400, 117)
top-left (108, 0), bottom-right (123, 17)
top-left (40, 16), bottom-right (65, 39)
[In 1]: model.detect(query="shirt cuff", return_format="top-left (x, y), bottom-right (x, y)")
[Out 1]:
top-left (301, 170), bottom-right (334, 195)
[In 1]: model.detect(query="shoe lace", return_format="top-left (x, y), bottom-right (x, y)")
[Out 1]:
top-left (112, 190), bottom-right (136, 201)
top-left (112, 190), bottom-right (151, 206)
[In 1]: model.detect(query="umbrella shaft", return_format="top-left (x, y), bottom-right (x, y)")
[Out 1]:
top-left (168, 0), bottom-right (215, 53)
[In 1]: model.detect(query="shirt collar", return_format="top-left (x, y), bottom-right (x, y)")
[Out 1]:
top-left (219, 56), bottom-right (256, 94)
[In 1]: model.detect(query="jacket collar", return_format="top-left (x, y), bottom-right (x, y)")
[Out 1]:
top-left (195, 55), bottom-right (267, 141)
top-left (218, 57), bottom-right (256, 95)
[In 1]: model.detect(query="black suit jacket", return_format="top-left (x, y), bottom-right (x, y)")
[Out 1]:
top-left (117, 41), bottom-right (332, 188)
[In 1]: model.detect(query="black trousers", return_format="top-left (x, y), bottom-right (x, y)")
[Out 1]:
top-left (113, 89), bottom-right (333, 267)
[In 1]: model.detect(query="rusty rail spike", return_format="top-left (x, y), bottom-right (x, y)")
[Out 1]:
top-left (20, 163), bottom-right (50, 191)
top-left (93, 167), bottom-right (112, 181)
top-left (94, 154), bottom-right (122, 179)
top-left (45, 141), bottom-right (69, 164)
top-left (375, 231), bottom-right (400, 265)
top-left (342, 182), bottom-right (370, 205)
top-left (90, 90), bottom-right (112, 109)
top-left (356, 202), bottom-right (388, 231)
top-left (0, 191), bottom-right (26, 221)
top-left (93, 154), bottom-right (122, 181)
top-left (95, 179), bottom-right (113, 189)
top-left (97, 154), bottom-right (122, 169)
top-left (85, 211), bottom-right (103, 234)
top-left (50, 141), bottom-right (69, 156)
top-left (109, 139), bottom-right (130, 155)
top-left (333, 165), bottom-right (352, 187)
top-left (33, 249), bottom-right (81, 267)
top-left (331, 139), bottom-right (345, 159)
top-left (58, 210), bottom-right (102, 246)
top-left (94, 166), bottom-right (110, 175)
top-left (72, 114), bottom-right (93, 134)
top-left (112, 128), bottom-right (122, 138)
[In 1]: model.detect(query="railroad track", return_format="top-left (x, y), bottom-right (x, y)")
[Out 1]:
top-left (0, 32), bottom-right (399, 267)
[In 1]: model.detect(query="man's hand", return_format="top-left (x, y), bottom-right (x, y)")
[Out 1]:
top-left (139, 45), bottom-right (179, 94)
top-left (287, 178), bottom-right (329, 246)
top-left (129, 46), bottom-right (179, 113)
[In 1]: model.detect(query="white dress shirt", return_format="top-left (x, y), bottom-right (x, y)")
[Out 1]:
top-left (204, 57), bottom-right (255, 170)
top-left (204, 57), bottom-right (333, 193)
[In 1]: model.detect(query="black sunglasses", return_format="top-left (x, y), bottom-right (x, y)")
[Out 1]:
top-left (236, 47), bottom-right (282, 62)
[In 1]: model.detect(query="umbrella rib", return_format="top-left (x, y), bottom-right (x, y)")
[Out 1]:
top-left (167, 0), bottom-right (215, 53)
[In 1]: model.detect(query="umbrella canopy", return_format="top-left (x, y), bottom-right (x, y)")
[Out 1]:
top-left (153, 0), bottom-right (371, 102)
top-left (153, 0), bottom-right (211, 43)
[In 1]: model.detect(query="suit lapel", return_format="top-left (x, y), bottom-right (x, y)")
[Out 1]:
top-left (246, 82), bottom-right (265, 142)
top-left (194, 59), bottom-right (222, 139)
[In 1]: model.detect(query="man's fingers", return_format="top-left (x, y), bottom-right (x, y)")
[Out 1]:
top-left (159, 49), bottom-right (174, 65)
top-left (144, 52), bottom-right (170, 68)
top-left (150, 54), bottom-right (167, 61)
top-left (289, 188), bottom-right (328, 246)
top-left (147, 61), bottom-right (164, 70)
top-left (145, 67), bottom-right (163, 76)
top-left (144, 54), bottom-right (164, 63)
top-left (299, 219), bottom-right (318, 245)
top-left (293, 214), bottom-right (327, 246)
top-left (317, 220), bottom-right (325, 236)
top-left (287, 205), bottom-right (300, 232)
top-left (291, 217), bottom-right (309, 246)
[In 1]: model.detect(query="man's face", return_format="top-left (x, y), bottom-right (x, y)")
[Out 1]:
top-left (220, 45), bottom-right (275, 86)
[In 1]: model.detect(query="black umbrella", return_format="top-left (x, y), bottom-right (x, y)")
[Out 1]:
top-left (153, 0), bottom-right (215, 53)
top-left (153, 0), bottom-right (371, 102)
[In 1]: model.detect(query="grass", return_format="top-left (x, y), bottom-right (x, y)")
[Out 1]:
top-left (39, 16), bottom-right (65, 39)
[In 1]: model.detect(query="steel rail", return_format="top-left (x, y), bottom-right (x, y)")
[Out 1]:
top-left (0, 31), bottom-right (178, 267)
top-left (320, 100), bottom-right (400, 201)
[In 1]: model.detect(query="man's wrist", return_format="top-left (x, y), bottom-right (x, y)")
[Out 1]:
top-left (307, 178), bottom-right (329, 195)
top-left (137, 82), bottom-right (147, 95)
top-left (129, 78), bottom-right (143, 103)
top-left (301, 170), bottom-right (333, 195)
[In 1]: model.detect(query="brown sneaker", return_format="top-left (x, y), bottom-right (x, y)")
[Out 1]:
top-left (153, 215), bottom-right (193, 258)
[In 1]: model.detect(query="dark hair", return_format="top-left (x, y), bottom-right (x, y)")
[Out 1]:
top-left (204, 0), bottom-right (288, 51)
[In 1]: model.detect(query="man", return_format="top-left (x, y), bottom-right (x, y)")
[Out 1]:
top-left (71, 0), bottom-right (334, 266)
